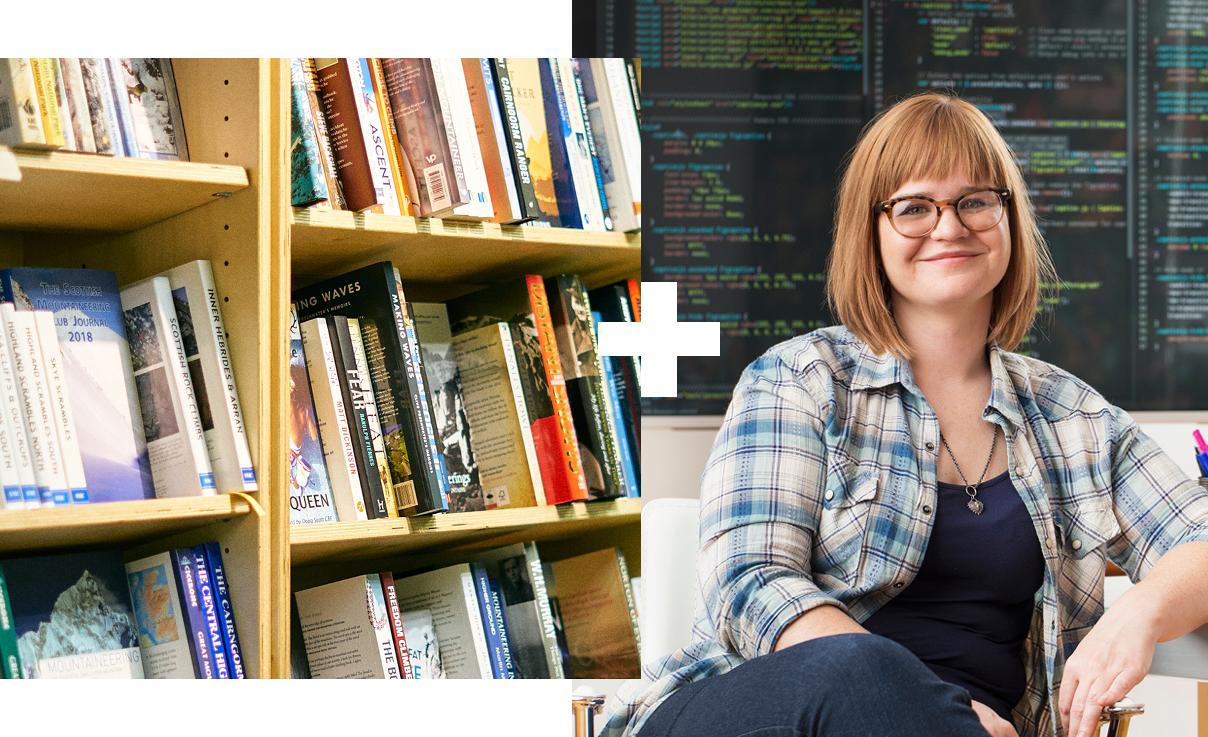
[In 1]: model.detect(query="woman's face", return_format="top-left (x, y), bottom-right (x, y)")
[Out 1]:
top-left (877, 169), bottom-right (1011, 320)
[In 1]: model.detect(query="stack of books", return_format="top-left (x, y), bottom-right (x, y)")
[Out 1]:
top-left (289, 58), bottom-right (641, 233)
top-left (288, 264), bottom-right (641, 524)
top-left (292, 542), bottom-right (640, 680)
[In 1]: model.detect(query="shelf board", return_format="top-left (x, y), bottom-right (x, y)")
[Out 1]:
top-left (289, 498), bottom-right (641, 566)
top-left (290, 208), bottom-right (640, 299)
top-left (0, 149), bottom-right (250, 233)
top-left (0, 495), bottom-right (254, 555)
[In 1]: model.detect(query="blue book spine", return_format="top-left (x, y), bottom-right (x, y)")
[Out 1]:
top-left (203, 541), bottom-right (245, 678)
top-left (538, 59), bottom-right (582, 230)
top-left (172, 548), bottom-right (217, 679)
top-left (471, 563), bottom-right (505, 679)
top-left (594, 312), bottom-right (639, 497)
top-left (488, 579), bottom-right (516, 678)
top-left (191, 546), bottom-right (230, 678)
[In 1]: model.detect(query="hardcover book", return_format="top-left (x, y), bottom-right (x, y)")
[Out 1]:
top-left (471, 562), bottom-right (508, 678)
top-left (190, 546), bottom-right (231, 678)
top-left (412, 301), bottom-right (484, 513)
top-left (109, 58), bottom-right (188, 161)
top-left (470, 543), bottom-right (563, 679)
top-left (288, 308), bottom-right (337, 524)
top-left (0, 268), bottom-right (154, 504)
top-left (289, 58), bottom-right (331, 208)
top-left (76, 58), bottom-right (120, 156)
top-left (160, 260), bottom-right (257, 493)
top-left (295, 573), bottom-right (400, 679)
top-left (125, 551), bottom-right (201, 678)
top-left (488, 578), bottom-right (517, 678)
top-left (447, 276), bottom-right (589, 505)
top-left (120, 276), bottom-right (215, 498)
top-left (450, 322), bottom-right (543, 510)
top-left (392, 563), bottom-right (492, 679)
top-left (500, 58), bottom-right (561, 226)
top-left (547, 547), bottom-right (641, 679)
top-left (2, 550), bottom-right (143, 678)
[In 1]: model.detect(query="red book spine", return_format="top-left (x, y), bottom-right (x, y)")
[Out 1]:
top-left (527, 276), bottom-right (589, 503)
top-left (379, 571), bottom-right (414, 679)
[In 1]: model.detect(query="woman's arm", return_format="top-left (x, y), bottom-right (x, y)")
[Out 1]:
top-left (772, 604), bottom-right (868, 651)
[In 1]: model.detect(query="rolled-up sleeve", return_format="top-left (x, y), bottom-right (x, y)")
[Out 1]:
top-left (698, 351), bottom-right (847, 661)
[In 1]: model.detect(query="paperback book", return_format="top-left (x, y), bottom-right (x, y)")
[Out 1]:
top-left (289, 308), bottom-right (337, 524)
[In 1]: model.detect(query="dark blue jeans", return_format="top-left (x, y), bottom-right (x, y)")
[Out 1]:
top-left (639, 634), bottom-right (991, 737)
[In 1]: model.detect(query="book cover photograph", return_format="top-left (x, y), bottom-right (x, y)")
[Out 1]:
top-left (471, 543), bottom-right (562, 679)
top-left (125, 552), bottom-right (195, 678)
top-left (289, 309), bottom-right (337, 524)
top-left (3, 551), bottom-right (143, 679)
top-left (109, 58), bottom-right (188, 161)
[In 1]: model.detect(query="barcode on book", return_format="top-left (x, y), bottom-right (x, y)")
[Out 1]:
top-left (424, 163), bottom-right (451, 211)
top-left (0, 100), bottom-right (11, 133)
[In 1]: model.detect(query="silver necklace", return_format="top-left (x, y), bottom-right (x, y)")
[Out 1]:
top-left (939, 425), bottom-right (998, 515)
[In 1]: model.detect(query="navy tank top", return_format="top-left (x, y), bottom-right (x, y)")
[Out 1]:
top-left (862, 471), bottom-right (1045, 721)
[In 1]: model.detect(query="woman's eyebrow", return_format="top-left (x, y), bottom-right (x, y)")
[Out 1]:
top-left (891, 184), bottom-right (991, 199)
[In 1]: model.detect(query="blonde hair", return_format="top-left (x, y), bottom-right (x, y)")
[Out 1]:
top-left (825, 92), bottom-right (1056, 360)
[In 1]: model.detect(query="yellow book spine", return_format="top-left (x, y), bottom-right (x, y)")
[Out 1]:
top-left (29, 59), bottom-right (64, 148)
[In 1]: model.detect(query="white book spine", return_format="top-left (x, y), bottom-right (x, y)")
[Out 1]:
top-left (34, 310), bottom-right (88, 504)
top-left (351, 59), bottom-right (402, 217)
top-left (498, 323), bottom-right (545, 506)
top-left (58, 59), bottom-right (96, 153)
top-left (477, 59), bottom-right (524, 222)
top-left (603, 58), bottom-right (641, 209)
top-left (429, 58), bottom-right (471, 204)
top-left (586, 58), bottom-right (638, 232)
top-left (367, 575), bottom-right (401, 679)
top-left (459, 568), bottom-right (494, 680)
top-left (440, 58), bottom-right (494, 220)
top-left (0, 59), bottom-right (46, 148)
top-left (346, 317), bottom-right (395, 515)
top-left (162, 260), bottom-right (257, 493)
top-left (105, 58), bottom-right (137, 157)
top-left (3, 305), bottom-right (70, 506)
top-left (553, 58), bottom-right (606, 231)
top-left (0, 322), bottom-right (25, 510)
top-left (0, 309), bottom-right (38, 509)
top-left (120, 277), bottom-right (215, 498)
top-left (50, 59), bottom-right (76, 151)
top-left (300, 317), bottom-right (367, 522)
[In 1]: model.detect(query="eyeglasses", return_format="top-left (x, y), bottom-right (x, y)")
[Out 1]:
top-left (877, 188), bottom-right (1012, 238)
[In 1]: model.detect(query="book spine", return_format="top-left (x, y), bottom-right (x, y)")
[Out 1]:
top-left (0, 310), bottom-right (37, 509)
top-left (158, 60), bottom-right (189, 161)
top-left (346, 317), bottom-right (397, 517)
top-left (301, 58), bottom-right (345, 209)
top-left (0, 564), bottom-right (22, 678)
top-left (439, 59), bottom-right (493, 221)
top-left (369, 58), bottom-right (415, 216)
top-left (459, 568), bottom-right (495, 680)
top-left (191, 546), bottom-right (231, 678)
top-left (203, 542), bottom-right (245, 679)
top-left (428, 59), bottom-right (470, 208)
top-left (300, 317), bottom-right (368, 521)
top-left (379, 571), bottom-right (414, 678)
top-left (49, 59), bottom-right (76, 151)
top-left (330, 316), bottom-right (384, 519)
top-left (471, 563), bottom-right (505, 678)
top-left (625, 59), bottom-right (642, 123)
top-left (58, 59), bottom-right (97, 153)
top-left (0, 59), bottom-right (46, 148)
top-left (105, 59), bottom-right (138, 156)
top-left (0, 317), bottom-right (25, 510)
top-left (488, 59), bottom-right (542, 222)
top-left (113, 58), bottom-right (185, 160)
top-left (526, 277), bottom-right (589, 503)
top-left (499, 323), bottom-right (546, 505)
top-left (616, 549), bottom-right (642, 652)
top-left (289, 58), bottom-right (330, 208)
top-left (352, 58), bottom-right (401, 216)
top-left (552, 58), bottom-right (605, 231)
top-left (34, 310), bottom-right (88, 504)
top-left (3, 306), bottom-right (70, 506)
top-left (368, 574), bottom-right (401, 679)
top-left (378, 58), bottom-right (463, 216)
top-left (538, 59), bottom-right (582, 230)
top-left (313, 58), bottom-right (381, 213)
top-left (525, 543), bottom-right (565, 678)
top-left (600, 351), bottom-right (638, 497)
top-left (487, 579), bottom-right (516, 678)
top-left (288, 307), bottom-right (339, 524)
top-left (75, 59), bottom-right (118, 155)
top-left (582, 59), bottom-right (638, 232)
top-left (465, 58), bottom-right (524, 223)
top-left (604, 59), bottom-right (642, 213)
top-left (164, 260), bottom-right (257, 492)
top-left (355, 318), bottom-right (419, 513)
top-left (172, 549), bottom-right (217, 678)
top-left (570, 59), bottom-right (613, 231)
top-left (29, 59), bottom-right (64, 148)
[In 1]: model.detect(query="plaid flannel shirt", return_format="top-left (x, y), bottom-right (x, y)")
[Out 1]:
top-left (607, 326), bottom-right (1208, 737)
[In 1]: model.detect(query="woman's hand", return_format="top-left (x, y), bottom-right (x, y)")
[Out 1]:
top-left (970, 699), bottom-right (1018, 737)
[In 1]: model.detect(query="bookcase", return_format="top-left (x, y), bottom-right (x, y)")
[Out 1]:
top-left (0, 58), bottom-right (642, 680)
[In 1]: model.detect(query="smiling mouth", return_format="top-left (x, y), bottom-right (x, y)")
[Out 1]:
top-left (924, 252), bottom-right (981, 262)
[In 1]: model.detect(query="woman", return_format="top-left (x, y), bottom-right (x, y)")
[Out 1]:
top-left (608, 93), bottom-right (1208, 737)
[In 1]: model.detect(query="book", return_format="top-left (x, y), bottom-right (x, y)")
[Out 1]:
top-left (399, 609), bottom-right (445, 679)
top-left (76, 58), bottom-right (120, 156)
top-left (579, 58), bottom-right (639, 233)
top-left (347, 317), bottom-right (400, 517)
top-left (488, 578), bottom-right (517, 678)
top-left (368, 57), bottom-right (415, 216)
top-left (433, 58), bottom-right (493, 221)
top-left (49, 59), bottom-right (76, 151)
top-left (379, 58), bottom-right (466, 217)
top-left (2, 304), bottom-right (71, 507)
top-left (0, 268), bottom-right (155, 504)
top-left (0, 562), bottom-right (21, 678)
top-left (450, 322), bottom-right (543, 510)
top-left (547, 275), bottom-right (623, 500)
top-left (2, 550), bottom-right (143, 678)
top-left (57, 58), bottom-right (97, 153)
top-left (352, 58), bottom-right (403, 216)
top-left (125, 551), bottom-right (203, 678)
top-left (330, 315), bottom-right (388, 519)
top-left (190, 546), bottom-right (230, 678)
top-left (470, 562), bottom-right (508, 678)
top-left (568, 58), bottom-right (615, 232)
top-left (392, 563), bottom-right (492, 679)
top-left (105, 58), bottom-right (138, 157)
top-left (109, 59), bottom-right (188, 160)
top-left (161, 260), bottom-right (257, 494)
top-left (551, 58), bottom-right (607, 231)
top-left (29, 59), bottom-right (65, 149)
top-left (170, 548), bottom-right (219, 678)
top-left (0, 59), bottom-right (48, 149)
top-left (379, 571), bottom-right (414, 678)
top-left (293, 263), bottom-right (447, 515)
top-left (588, 281), bottom-right (641, 468)
top-left (202, 542), bottom-right (245, 679)
top-left (602, 59), bottom-right (642, 218)
top-left (289, 58), bottom-right (331, 208)
top-left (471, 542), bottom-right (564, 679)
top-left (412, 301), bottom-right (484, 513)
top-left (542, 560), bottom-right (574, 678)
top-left (301, 58), bottom-right (345, 209)
top-left (32, 308), bottom-right (88, 504)
top-left (295, 574), bottom-right (401, 679)
top-left (300, 316), bottom-right (367, 522)
top-left (488, 58), bottom-right (544, 222)
top-left (289, 308), bottom-right (337, 524)
top-left (463, 59), bottom-right (526, 224)
top-left (547, 547), bottom-right (641, 679)
top-left (539, 59), bottom-right (584, 231)
top-left (447, 276), bottom-right (589, 505)
top-left (501, 58), bottom-right (561, 226)
top-left (120, 276), bottom-right (215, 498)
top-left (598, 334), bottom-right (640, 498)
top-left (0, 307), bottom-right (37, 510)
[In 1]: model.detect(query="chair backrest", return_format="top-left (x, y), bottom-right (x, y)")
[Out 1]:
top-left (640, 498), bottom-right (702, 666)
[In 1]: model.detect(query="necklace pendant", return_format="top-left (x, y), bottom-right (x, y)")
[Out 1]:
top-left (967, 498), bottom-right (985, 515)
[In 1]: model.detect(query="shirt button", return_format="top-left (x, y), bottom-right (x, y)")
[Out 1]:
top-left (922, 505), bottom-right (933, 515)
top-left (1014, 466), bottom-right (1025, 477)
top-left (1046, 537), bottom-right (1055, 549)
top-left (925, 442), bottom-right (935, 451)
top-left (824, 489), bottom-right (835, 501)
top-left (893, 581), bottom-right (904, 588)
top-left (1072, 539), bottom-right (1082, 551)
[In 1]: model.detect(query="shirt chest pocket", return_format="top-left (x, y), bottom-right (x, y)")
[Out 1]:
top-left (1055, 499), bottom-right (1121, 559)
top-left (814, 470), bottom-right (881, 581)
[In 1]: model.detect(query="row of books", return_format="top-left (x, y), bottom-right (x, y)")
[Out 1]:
top-left (0, 58), bottom-right (188, 159)
top-left (0, 543), bottom-right (244, 678)
top-left (290, 58), bottom-right (642, 232)
top-left (289, 264), bottom-right (641, 523)
top-left (0, 261), bottom-right (257, 510)
top-left (293, 542), bottom-right (640, 680)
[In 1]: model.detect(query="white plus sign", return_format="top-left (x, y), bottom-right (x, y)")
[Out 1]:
top-left (597, 281), bottom-right (720, 397)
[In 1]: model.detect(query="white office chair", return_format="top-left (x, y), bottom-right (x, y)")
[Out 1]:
top-left (639, 497), bottom-right (1144, 737)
